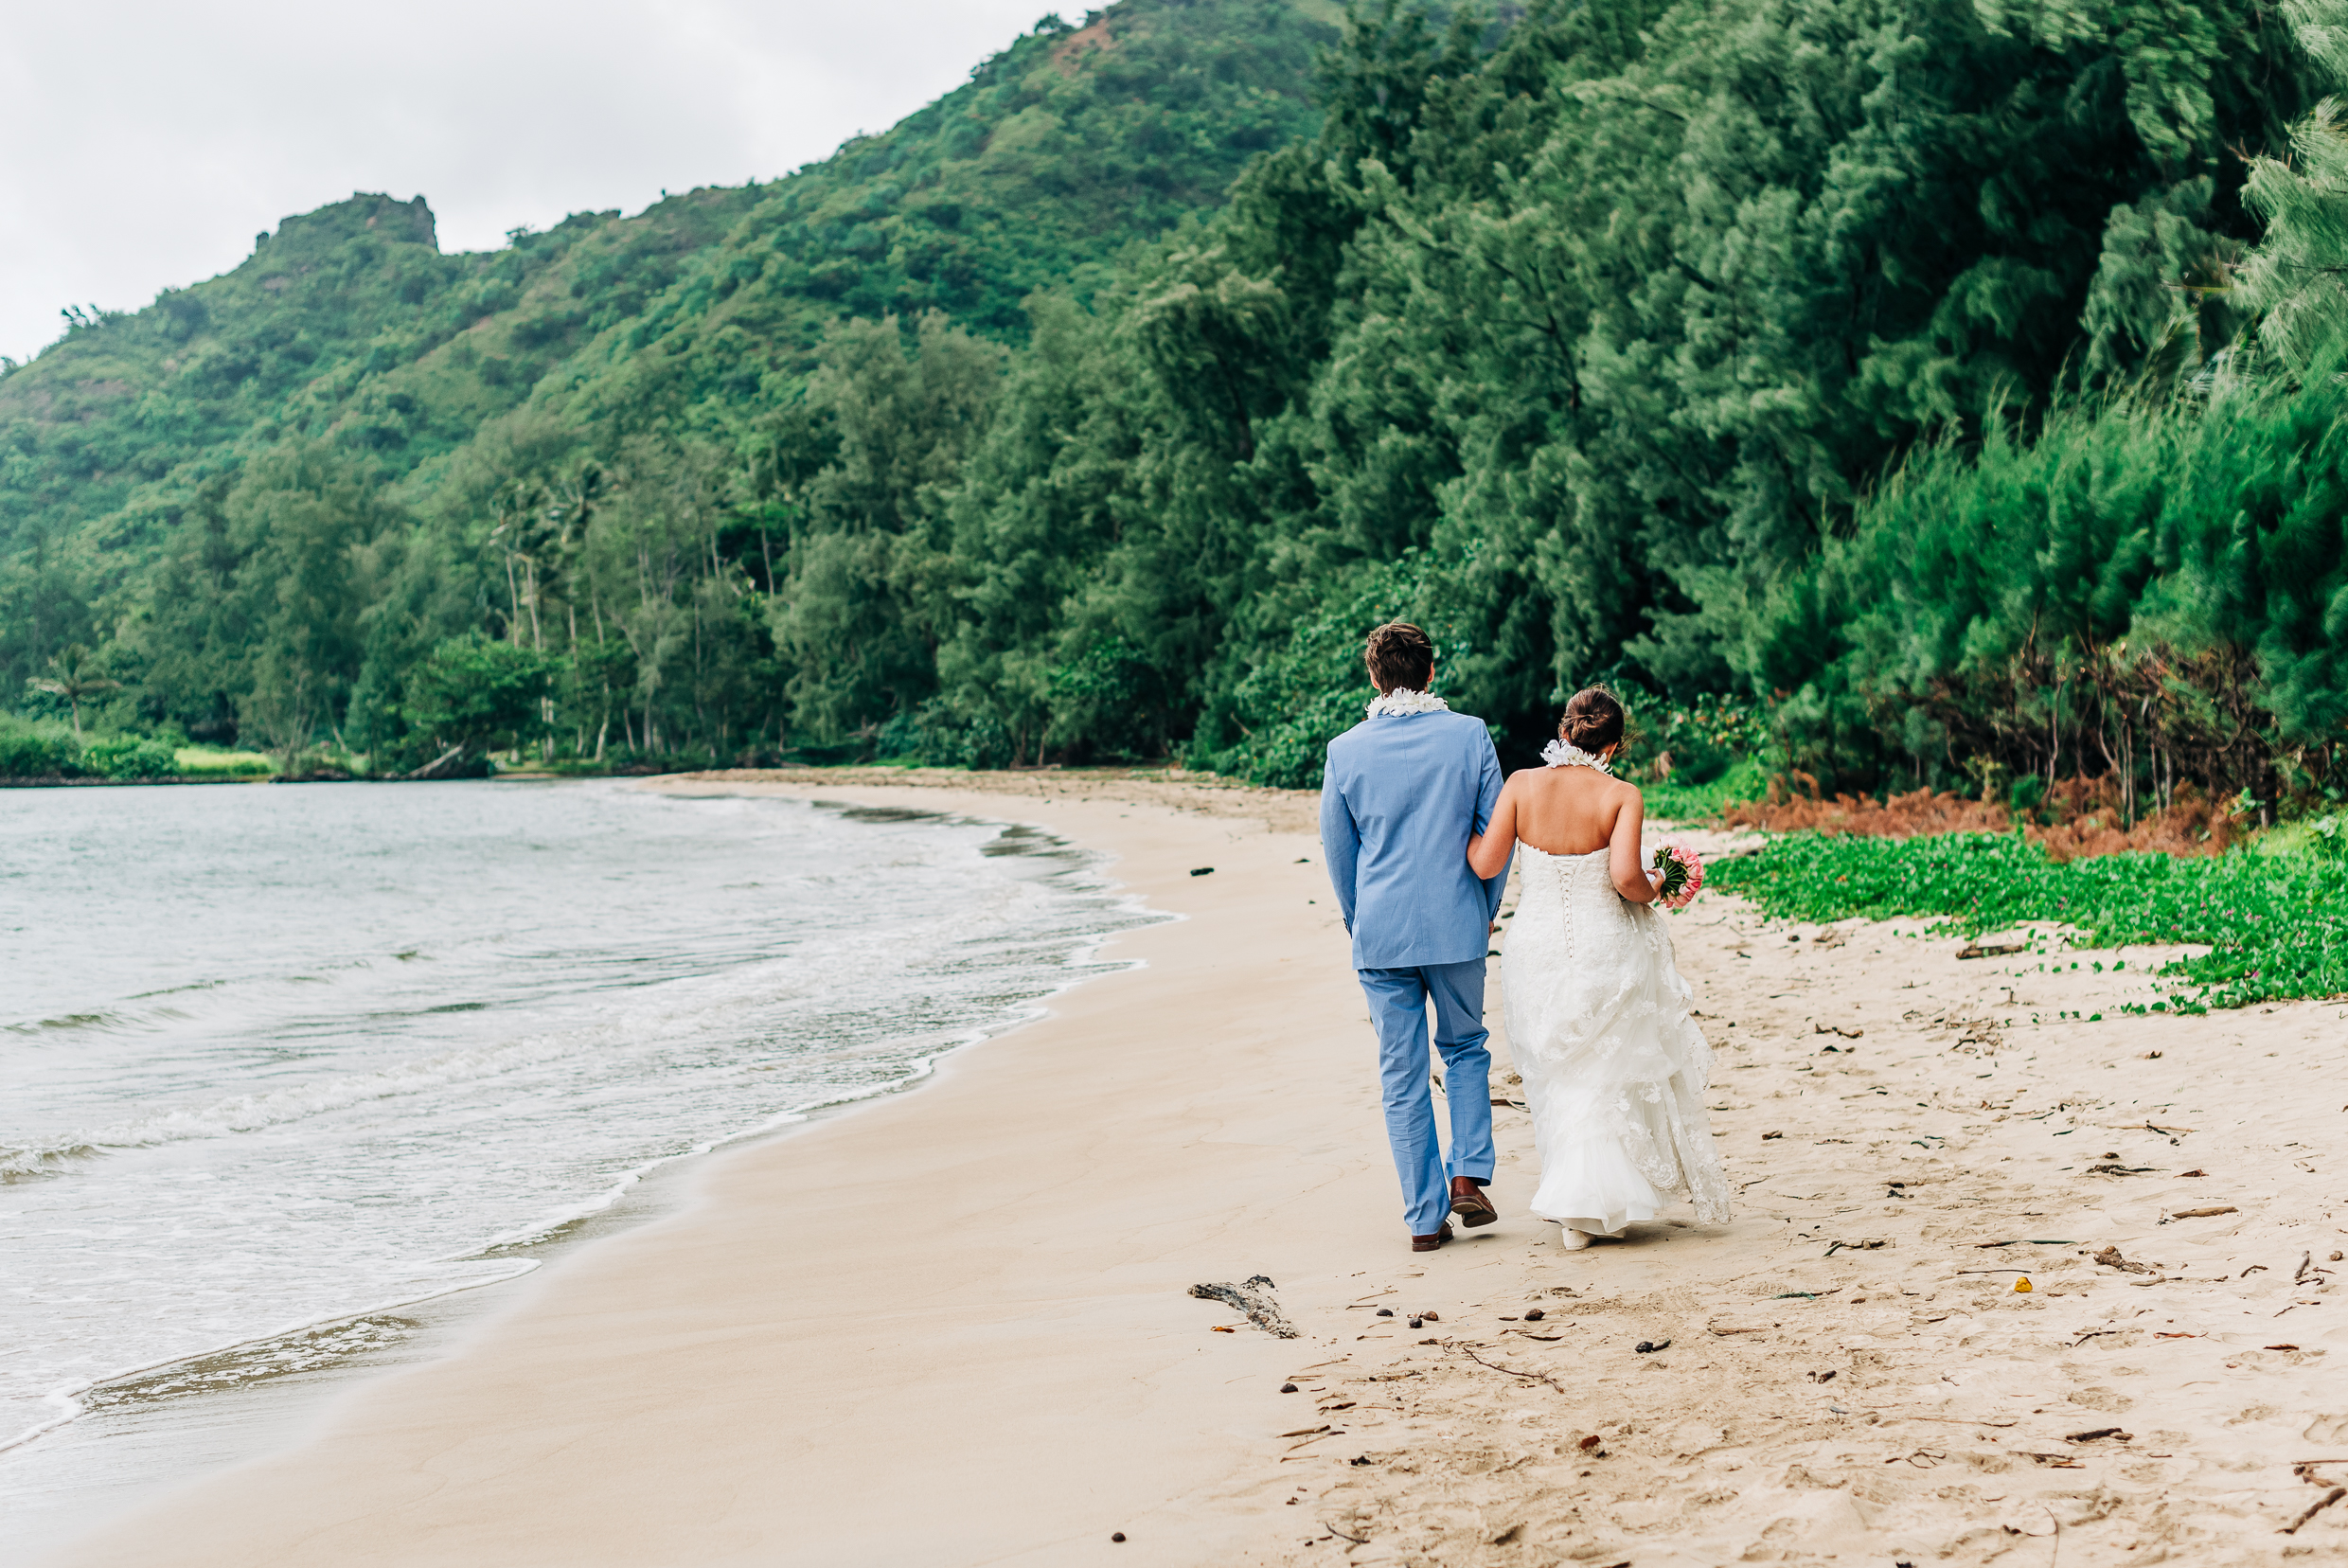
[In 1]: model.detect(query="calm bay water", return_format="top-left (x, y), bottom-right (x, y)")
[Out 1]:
top-left (0, 779), bottom-right (1147, 1529)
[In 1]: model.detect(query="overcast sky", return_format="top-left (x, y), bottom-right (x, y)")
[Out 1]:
top-left (0, 0), bottom-right (1053, 365)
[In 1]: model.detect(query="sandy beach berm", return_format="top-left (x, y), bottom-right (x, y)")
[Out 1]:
top-left (44, 769), bottom-right (2348, 1567)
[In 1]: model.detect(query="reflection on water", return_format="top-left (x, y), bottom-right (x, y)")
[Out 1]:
top-left (0, 779), bottom-right (1151, 1552)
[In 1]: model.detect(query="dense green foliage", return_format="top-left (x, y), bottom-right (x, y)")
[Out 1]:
top-left (400, 633), bottom-right (559, 759)
top-left (1710, 829), bottom-right (2348, 1010)
top-left (1735, 374), bottom-right (2348, 809)
top-left (0, 713), bottom-right (183, 779)
top-left (1737, 0), bottom-right (2348, 813)
top-left (6, 0), bottom-right (2345, 818)
top-left (0, 714), bottom-right (85, 777)
top-left (900, 0), bottom-right (2327, 782)
top-left (0, 0), bottom-right (1333, 770)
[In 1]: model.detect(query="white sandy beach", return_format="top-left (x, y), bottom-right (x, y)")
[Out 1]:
top-left (43, 769), bottom-right (2348, 1567)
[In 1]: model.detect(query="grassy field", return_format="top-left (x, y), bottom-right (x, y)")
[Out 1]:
top-left (173, 747), bottom-right (276, 776)
top-left (1640, 757), bottom-right (1769, 823)
top-left (1709, 830), bottom-right (2345, 1013)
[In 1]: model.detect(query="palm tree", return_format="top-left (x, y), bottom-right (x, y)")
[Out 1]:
top-left (27, 645), bottom-right (120, 740)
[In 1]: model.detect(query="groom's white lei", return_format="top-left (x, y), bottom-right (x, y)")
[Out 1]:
top-left (1540, 739), bottom-right (1612, 774)
top-left (1365, 687), bottom-right (1451, 717)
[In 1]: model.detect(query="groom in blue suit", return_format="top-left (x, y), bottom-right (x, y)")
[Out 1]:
top-left (1320, 622), bottom-right (1511, 1251)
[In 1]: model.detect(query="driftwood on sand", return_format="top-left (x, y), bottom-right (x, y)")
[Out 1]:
top-left (1191, 1275), bottom-right (1298, 1338)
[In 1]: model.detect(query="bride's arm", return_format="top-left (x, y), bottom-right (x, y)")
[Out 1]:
top-left (1609, 786), bottom-right (1660, 903)
top-left (1466, 775), bottom-right (1519, 879)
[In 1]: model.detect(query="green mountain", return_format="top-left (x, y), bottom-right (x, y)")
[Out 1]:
top-left (0, 0), bottom-right (1332, 747)
top-left (0, 189), bottom-right (754, 561)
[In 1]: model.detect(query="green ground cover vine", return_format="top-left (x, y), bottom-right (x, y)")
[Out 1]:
top-left (1708, 831), bottom-right (2347, 1013)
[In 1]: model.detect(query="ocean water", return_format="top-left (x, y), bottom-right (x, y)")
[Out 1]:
top-left (0, 779), bottom-right (1150, 1538)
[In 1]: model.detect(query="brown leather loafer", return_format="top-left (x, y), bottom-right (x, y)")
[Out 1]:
top-left (1450, 1176), bottom-right (1498, 1228)
top-left (1410, 1222), bottom-right (1454, 1253)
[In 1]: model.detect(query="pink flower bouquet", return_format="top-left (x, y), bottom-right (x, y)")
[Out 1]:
top-left (1651, 841), bottom-right (1705, 910)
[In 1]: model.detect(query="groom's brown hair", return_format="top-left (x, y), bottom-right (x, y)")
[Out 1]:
top-left (1364, 622), bottom-right (1435, 693)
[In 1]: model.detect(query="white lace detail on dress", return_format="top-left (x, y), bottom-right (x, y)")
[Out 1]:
top-left (1365, 687), bottom-right (1451, 718)
top-left (1498, 846), bottom-right (1733, 1233)
top-left (1540, 739), bottom-right (1611, 773)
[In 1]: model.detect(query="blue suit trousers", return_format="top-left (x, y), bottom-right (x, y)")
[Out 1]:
top-left (1358, 959), bottom-right (1496, 1236)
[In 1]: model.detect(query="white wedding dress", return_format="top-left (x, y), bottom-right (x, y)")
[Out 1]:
top-left (1503, 834), bottom-right (1733, 1238)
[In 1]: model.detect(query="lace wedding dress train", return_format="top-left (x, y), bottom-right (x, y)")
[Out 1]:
top-left (1502, 846), bottom-right (1733, 1238)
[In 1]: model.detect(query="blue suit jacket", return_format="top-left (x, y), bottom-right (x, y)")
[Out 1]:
top-left (1319, 708), bottom-right (1510, 970)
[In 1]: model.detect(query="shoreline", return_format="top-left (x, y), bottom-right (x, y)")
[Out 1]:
top-left (34, 768), bottom-right (2348, 1565)
top-left (0, 761), bottom-right (1258, 791)
top-left (40, 770), bottom-right (1353, 1567)
top-left (5, 779), bottom-right (1161, 1556)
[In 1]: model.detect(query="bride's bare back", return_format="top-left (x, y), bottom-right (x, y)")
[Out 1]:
top-left (1508, 765), bottom-right (1632, 855)
top-left (1469, 759), bottom-right (1657, 904)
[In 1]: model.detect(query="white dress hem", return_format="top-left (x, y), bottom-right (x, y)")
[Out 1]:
top-left (1502, 845), bottom-right (1732, 1236)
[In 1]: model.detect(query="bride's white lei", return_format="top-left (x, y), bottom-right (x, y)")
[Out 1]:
top-left (1365, 687), bottom-right (1451, 717)
top-left (1541, 739), bottom-right (1612, 774)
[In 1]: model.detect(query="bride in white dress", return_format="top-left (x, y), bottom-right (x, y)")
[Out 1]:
top-left (1468, 687), bottom-right (1732, 1249)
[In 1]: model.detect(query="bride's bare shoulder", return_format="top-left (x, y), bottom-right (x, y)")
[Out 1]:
top-left (1575, 765), bottom-right (1634, 794)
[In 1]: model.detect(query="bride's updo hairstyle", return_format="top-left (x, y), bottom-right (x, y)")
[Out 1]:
top-left (1559, 686), bottom-right (1626, 753)
top-left (1364, 621), bottom-right (1435, 693)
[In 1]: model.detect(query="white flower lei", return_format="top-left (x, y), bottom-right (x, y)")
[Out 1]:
top-left (1540, 739), bottom-right (1612, 774)
top-left (1365, 686), bottom-right (1451, 718)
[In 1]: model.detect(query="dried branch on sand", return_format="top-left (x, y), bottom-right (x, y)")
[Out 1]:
top-left (1190, 1275), bottom-right (1298, 1338)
